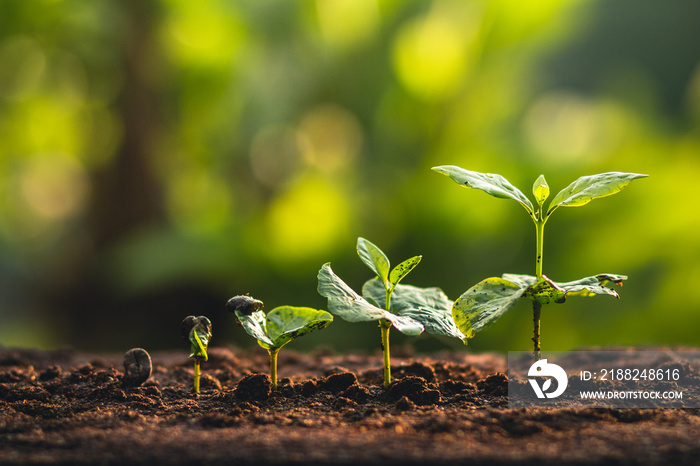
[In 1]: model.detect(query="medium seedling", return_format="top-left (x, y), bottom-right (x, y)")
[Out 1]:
top-left (226, 295), bottom-right (333, 390)
top-left (433, 166), bottom-right (647, 359)
top-left (181, 315), bottom-right (212, 394)
top-left (317, 237), bottom-right (465, 388)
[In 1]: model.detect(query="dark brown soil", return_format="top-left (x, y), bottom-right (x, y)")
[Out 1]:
top-left (1, 346), bottom-right (700, 465)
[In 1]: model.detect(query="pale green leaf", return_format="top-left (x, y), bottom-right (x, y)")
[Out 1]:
top-left (357, 237), bottom-right (390, 285)
top-left (398, 308), bottom-right (465, 341)
top-left (384, 315), bottom-right (426, 336)
top-left (501, 273), bottom-right (537, 289)
top-left (363, 278), bottom-right (464, 341)
top-left (533, 174), bottom-right (549, 207)
top-left (557, 274), bottom-right (627, 298)
top-left (547, 172), bottom-right (648, 216)
top-left (188, 318), bottom-right (212, 361)
top-left (389, 255), bottom-right (422, 286)
top-left (317, 263), bottom-right (388, 322)
top-left (502, 273), bottom-right (627, 298)
top-left (235, 309), bottom-right (274, 348)
top-left (432, 165), bottom-right (534, 216)
top-left (317, 263), bottom-right (424, 336)
top-left (452, 277), bottom-right (526, 339)
top-left (265, 306), bottom-right (333, 349)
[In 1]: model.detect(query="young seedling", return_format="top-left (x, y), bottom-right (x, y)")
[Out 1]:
top-left (433, 166), bottom-right (647, 360)
top-left (317, 237), bottom-right (465, 388)
top-left (181, 315), bottom-right (212, 394)
top-left (226, 295), bottom-right (333, 390)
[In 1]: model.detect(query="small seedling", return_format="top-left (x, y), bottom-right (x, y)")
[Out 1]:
top-left (123, 347), bottom-right (152, 387)
top-left (226, 295), bottom-right (333, 390)
top-left (433, 166), bottom-right (647, 359)
top-left (318, 237), bottom-right (465, 388)
top-left (181, 315), bottom-right (212, 394)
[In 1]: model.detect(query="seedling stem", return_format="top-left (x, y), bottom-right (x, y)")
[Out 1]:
top-left (532, 301), bottom-right (542, 361)
top-left (269, 348), bottom-right (280, 390)
top-left (533, 213), bottom-right (546, 360)
top-left (380, 319), bottom-right (392, 388)
top-left (193, 358), bottom-right (201, 393)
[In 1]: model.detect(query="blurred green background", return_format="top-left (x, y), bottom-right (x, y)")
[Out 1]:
top-left (1, 0), bottom-right (699, 355)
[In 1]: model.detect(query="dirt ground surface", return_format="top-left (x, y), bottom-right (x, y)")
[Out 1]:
top-left (1, 345), bottom-right (700, 465)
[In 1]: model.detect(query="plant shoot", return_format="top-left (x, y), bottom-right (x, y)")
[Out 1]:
top-left (433, 166), bottom-right (647, 359)
top-left (181, 315), bottom-right (212, 394)
top-left (227, 295), bottom-right (333, 390)
top-left (318, 237), bottom-right (464, 388)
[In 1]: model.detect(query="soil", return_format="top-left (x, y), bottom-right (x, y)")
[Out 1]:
top-left (1, 345), bottom-right (700, 465)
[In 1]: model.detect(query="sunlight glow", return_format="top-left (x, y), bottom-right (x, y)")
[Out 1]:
top-left (316, 0), bottom-right (380, 50)
top-left (392, 1), bottom-right (481, 101)
top-left (265, 176), bottom-right (351, 262)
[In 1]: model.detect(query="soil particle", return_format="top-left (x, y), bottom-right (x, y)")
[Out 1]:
top-left (234, 373), bottom-right (271, 401)
top-left (386, 376), bottom-right (441, 406)
top-left (321, 372), bottom-right (357, 393)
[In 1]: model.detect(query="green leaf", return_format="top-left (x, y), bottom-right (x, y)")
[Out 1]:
top-left (398, 308), bottom-right (466, 341)
top-left (452, 277), bottom-right (526, 339)
top-left (317, 263), bottom-right (424, 336)
top-left (265, 306), bottom-right (333, 349)
top-left (525, 275), bottom-right (567, 304)
top-left (557, 274), bottom-right (627, 298)
top-left (432, 165), bottom-right (534, 216)
top-left (501, 273), bottom-right (537, 289)
top-left (188, 318), bottom-right (212, 361)
top-left (502, 273), bottom-right (627, 298)
top-left (318, 263), bottom-right (387, 322)
top-left (547, 172), bottom-right (648, 216)
top-left (389, 255), bottom-right (422, 287)
top-left (533, 174), bottom-right (550, 207)
top-left (357, 237), bottom-right (390, 286)
top-left (363, 278), bottom-right (464, 341)
top-left (235, 309), bottom-right (274, 348)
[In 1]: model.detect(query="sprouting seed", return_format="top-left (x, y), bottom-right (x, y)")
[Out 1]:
top-left (182, 315), bottom-right (212, 394)
top-left (227, 295), bottom-right (332, 390)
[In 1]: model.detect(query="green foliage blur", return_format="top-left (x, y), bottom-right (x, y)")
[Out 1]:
top-left (1, 0), bottom-right (699, 353)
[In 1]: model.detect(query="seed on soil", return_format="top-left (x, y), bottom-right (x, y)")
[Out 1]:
top-left (123, 348), bottom-right (152, 387)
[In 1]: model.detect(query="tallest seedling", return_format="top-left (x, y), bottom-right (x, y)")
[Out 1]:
top-left (433, 166), bottom-right (647, 359)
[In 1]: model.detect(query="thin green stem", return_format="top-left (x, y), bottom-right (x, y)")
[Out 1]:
top-left (380, 319), bottom-right (392, 388)
top-left (535, 217), bottom-right (545, 279)
top-left (385, 284), bottom-right (393, 312)
top-left (193, 359), bottom-right (201, 394)
top-left (533, 209), bottom-right (546, 361)
top-left (269, 348), bottom-right (279, 390)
